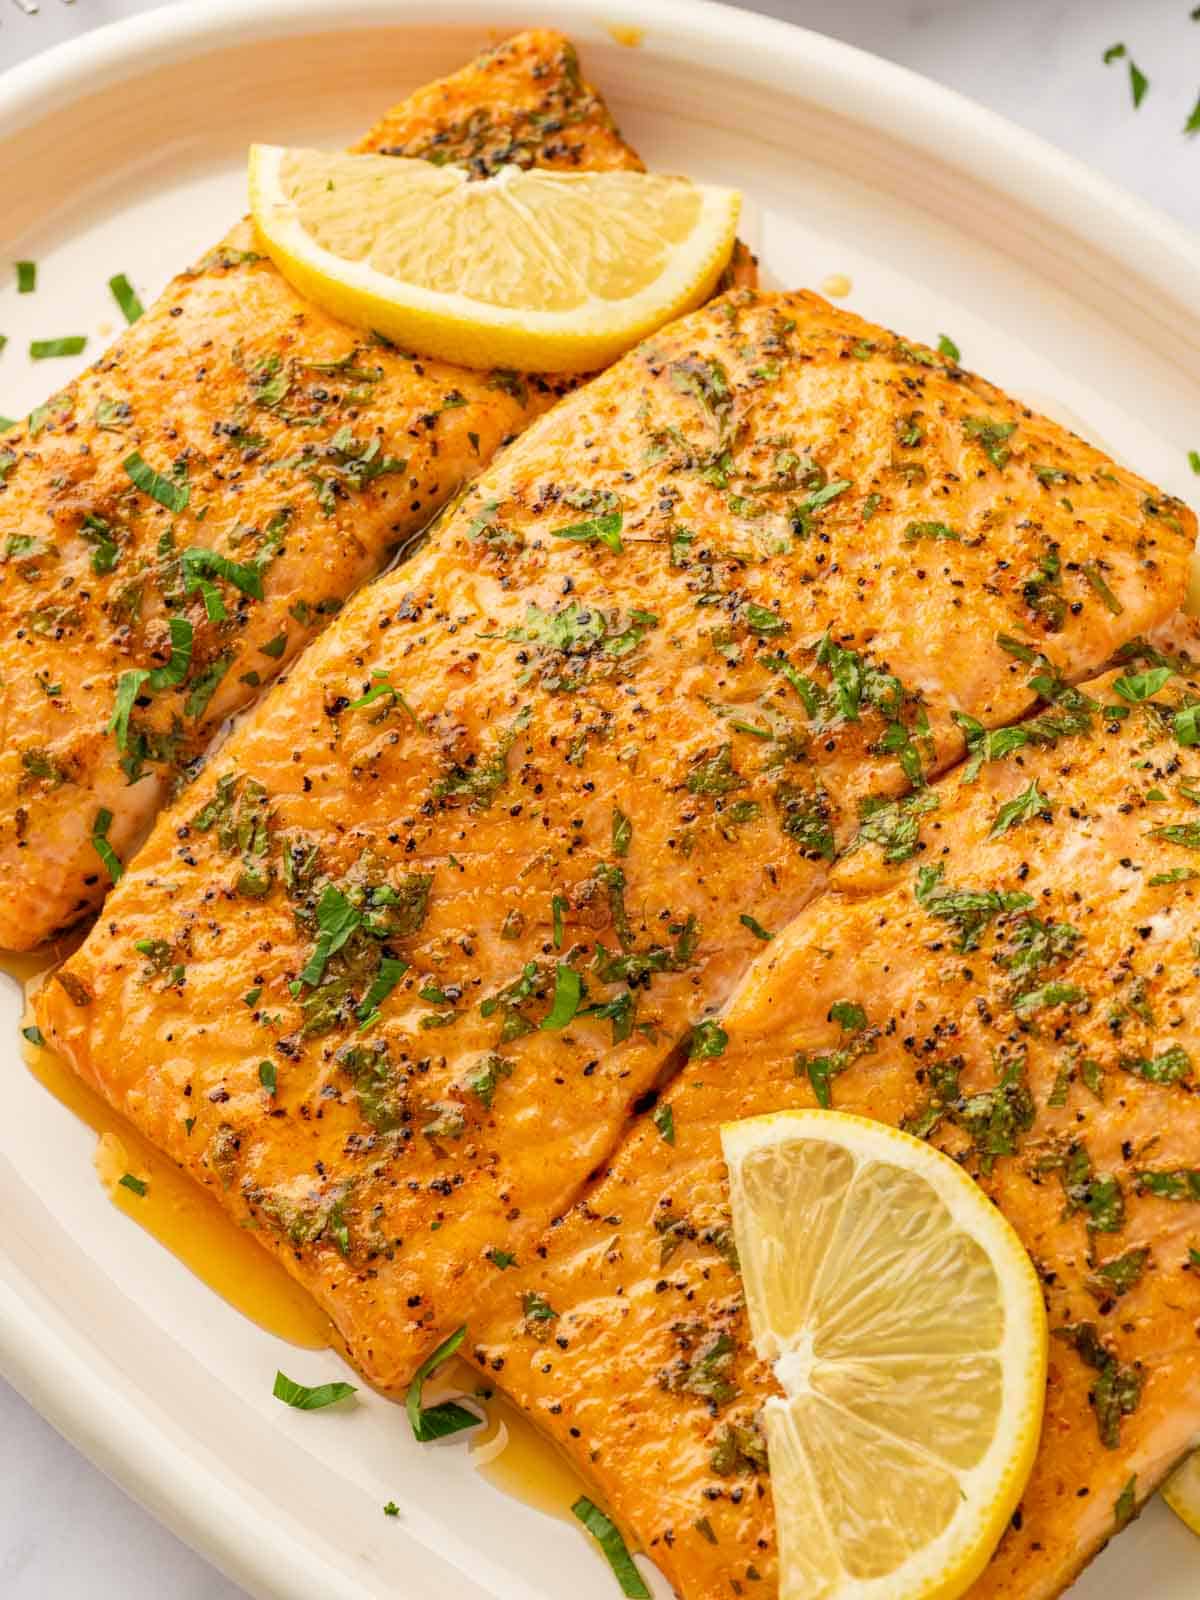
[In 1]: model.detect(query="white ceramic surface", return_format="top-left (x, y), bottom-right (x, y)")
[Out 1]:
top-left (1, 3), bottom-right (1198, 1598)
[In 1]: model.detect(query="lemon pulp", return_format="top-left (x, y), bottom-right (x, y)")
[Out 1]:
top-left (249, 146), bottom-right (740, 373)
top-left (722, 1110), bottom-right (1047, 1600)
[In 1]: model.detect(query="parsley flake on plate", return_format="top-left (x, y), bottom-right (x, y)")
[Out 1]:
top-left (572, 1497), bottom-right (650, 1599)
top-left (272, 1370), bottom-right (357, 1411)
top-left (108, 273), bottom-right (144, 325)
top-left (405, 1325), bottom-right (479, 1443)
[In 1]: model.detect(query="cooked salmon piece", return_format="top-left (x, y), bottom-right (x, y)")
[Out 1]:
top-left (0, 29), bottom-right (645, 951)
top-left (471, 624), bottom-right (1200, 1600)
top-left (37, 289), bottom-right (1192, 1396)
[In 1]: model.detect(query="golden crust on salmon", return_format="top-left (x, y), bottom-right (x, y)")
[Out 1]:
top-left (0, 29), bottom-right (642, 951)
top-left (471, 627), bottom-right (1200, 1600)
top-left (36, 287), bottom-right (1193, 1408)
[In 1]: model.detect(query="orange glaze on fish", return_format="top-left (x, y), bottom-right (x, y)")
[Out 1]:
top-left (471, 620), bottom-right (1200, 1600)
top-left (36, 288), bottom-right (1192, 1413)
top-left (0, 30), bottom-right (645, 951)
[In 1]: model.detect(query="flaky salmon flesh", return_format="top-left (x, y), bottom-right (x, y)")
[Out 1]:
top-left (32, 115), bottom-right (1199, 1600)
top-left (473, 618), bottom-right (1200, 1600)
top-left (0, 29), bottom-right (648, 951)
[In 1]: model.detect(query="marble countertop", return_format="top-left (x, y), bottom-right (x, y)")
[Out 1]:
top-left (0, 2), bottom-right (1196, 1596)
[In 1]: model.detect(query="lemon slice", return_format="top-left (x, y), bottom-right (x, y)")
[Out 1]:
top-left (248, 146), bottom-right (741, 373)
top-left (1163, 1452), bottom-right (1200, 1537)
top-left (721, 1110), bottom-right (1047, 1600)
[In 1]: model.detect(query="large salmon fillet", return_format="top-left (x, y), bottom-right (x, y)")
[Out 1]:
top-left (37, 288), bottom-right (1193, 1397)
top-left (0, 29), bottom-right (644, 950)
top-left (472, 626), bottom-right (1200, 1600)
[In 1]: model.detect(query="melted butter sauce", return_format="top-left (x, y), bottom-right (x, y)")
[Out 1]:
top-left (11, 949), bottom-right (331, 1350)
top-left (8, 948), bottom-right (591, 1515)
top-left (468, 1377), bottom-right (591, 1521)
top-left (605, 22), bottom-right (645, 47)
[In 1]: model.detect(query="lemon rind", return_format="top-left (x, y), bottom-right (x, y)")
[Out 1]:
top-left (248, 144), bottom-right (741, 374)
top-left (721, 1108), bottom-right (1048, 1600)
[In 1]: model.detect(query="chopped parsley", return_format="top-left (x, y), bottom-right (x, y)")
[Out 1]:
top-left (689, 1019), bottom-right (727, 1058)
top-left (523, 1291), bottom-right (558, 1325)
top-left (1081, 561), bottom-right (1123, 615)
top-left (541, 963), bottom-right (583, 1030)
top-left (117, 1173), bottom-right (147, 1197)
top-left (299, 883), bottom-right (362, 987)
top-left (258, 1060), bottom-right (277, 1095)
top-left (16, 261), bottom-right (35, 293)
top-left (30, 336), bottom-right (87, 360)
top-left (1049, 1144), bottom-right (1126, 1235)
top-left (903, 520), bottom-right (961, 543)
top-left (151, 616), bottom-right (195, 689)
top-left (797, 1005), bottom-right (878, 1109)
top-left (89, 807), bottom-right (123, 882)
top-left (1135, 1168), bottom-right (1200, 1201)
top-left (572, 1498), bottom-right (650, 1600)
top-left (183, 653), bottom-right (231, 721)
top-left (936, 333), bottom-right (961, 363)
top-left (743, 601), bottom-right (787, 637)
top-left (108, 616), bottom-right (198, 751)
top-left (1087, 1248), bottom-right (1149, 1300)
top-left (962, 415), bottom-right (1016, 469)
top-left (356, 955), bottom-right (408, 1027)
top-left (914, 862), bottom-right (1032, 951)
top-left (181, 546), bottom-right (264, 615)
top-left (1052, 1324), bottom-right (1142, 1447)
top-left (1152, 821), bottom-right (1200, 851)
top-left (123, 449), bottom-right (189, 513)
top-left (989, 779), bottom-right (1050, 838)
top-left (405, 1325), bottom-right (478, 1443)
top-left (1113, 1476), bottom-right (1137, 1533)
top-left (1112, 665), bottom-right (1172, 703)
top-left (687, 744), bottom-right (741, 796)
top-left (1119, 1044), bottom-right (1191, 1085)
top-left (551, 511), bottom-right (623, 553)
top-left (852, 790), bottom-right (938, 863)
top-left (907, 1056), bottom-right (1034, 1172)
top-left (652, 1103), bottom-right (676, 1144)
top-left (668, 356), bottom-right (732, 434)
top-left (612, 807), bottom-right (632, 858)
top-left (272, 1371), bottom-right (357, 1411)
top-left (79, 513), bottom-right (120, 575)
top-left (466, 1052), bottom-right (513, 1109)
top-left (108, 273), bottom-right (144, 325)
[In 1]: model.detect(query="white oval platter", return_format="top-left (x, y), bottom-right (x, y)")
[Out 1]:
top-left (0, 3), bottom-right (1198, 1597)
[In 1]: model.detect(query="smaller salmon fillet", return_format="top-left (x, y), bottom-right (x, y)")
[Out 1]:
top-left (38, 290), bottom-right (1191, 1399)
top-left (471, 624), bottom-right (1200, 1600)
top-left (0, 29), bottom-right (642, 950)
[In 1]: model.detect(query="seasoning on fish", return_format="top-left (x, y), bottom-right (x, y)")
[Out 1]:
top-left (38, 288), bottom-right (1192, 1402)
top-left (470, 621), bottom-right (1200, 1600)
top-left (0, 29), bottom-right (644, 950)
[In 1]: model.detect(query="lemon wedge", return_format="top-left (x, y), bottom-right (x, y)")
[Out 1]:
top-left (248, 145), bottom-right (740, 373)
top-left (721, 1110), bottom-right (1047, 1600)
top-left (1163, 1452), bottom-right (1200, 1537)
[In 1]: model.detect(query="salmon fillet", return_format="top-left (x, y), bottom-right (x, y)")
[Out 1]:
top-left (36, 287), bottom-right (1193, 1404)
top-left (472, 624), bottom-right (1200, 1600)
top-left (0, 29), bottom-right (644, 951)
